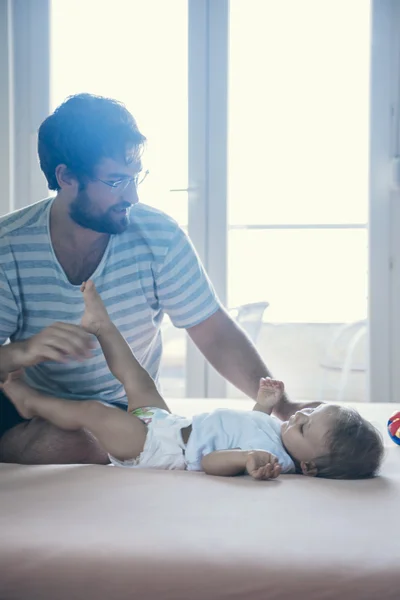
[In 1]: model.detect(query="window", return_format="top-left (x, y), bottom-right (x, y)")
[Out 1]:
top-left (51, 0), bottom-right (188, 397)
top-left (227, 0), bottom-right (370, 401)
top-left (228, 0), bottom-right (370, 322)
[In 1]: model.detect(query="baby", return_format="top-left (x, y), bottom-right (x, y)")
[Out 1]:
top-left (2, 281), bottom-right (384, 480)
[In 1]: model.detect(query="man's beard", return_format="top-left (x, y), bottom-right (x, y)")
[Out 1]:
top-left (69, 190), bottom-right (131, 234)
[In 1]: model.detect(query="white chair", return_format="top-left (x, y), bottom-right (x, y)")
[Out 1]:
top-left (318, 319), bottom-right (367, 402)
top-left (228, 301), bottom-right (269, 344)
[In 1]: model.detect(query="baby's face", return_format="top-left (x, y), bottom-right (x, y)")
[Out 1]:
top-left (281, 404), bottom-right (340, 466)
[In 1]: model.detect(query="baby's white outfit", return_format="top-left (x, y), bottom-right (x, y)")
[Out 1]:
top-left (109, 407), bottom-right (295, 474)
top-left (109, 407), bottom-right (191, 469)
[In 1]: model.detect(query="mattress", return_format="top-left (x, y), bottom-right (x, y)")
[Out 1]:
top-left (1, 401), bottom-right (400, 600)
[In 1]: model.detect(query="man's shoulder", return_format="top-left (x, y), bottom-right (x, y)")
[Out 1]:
top-left (128, 203), bottom-right (181, 233)
top-left (0, 198), bottom-right (52, 240)
top-left (125, 203), bottom-right (185, 251)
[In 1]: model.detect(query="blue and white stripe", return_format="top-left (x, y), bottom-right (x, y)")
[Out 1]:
top-left (0, 198), bottom-right (220, 403)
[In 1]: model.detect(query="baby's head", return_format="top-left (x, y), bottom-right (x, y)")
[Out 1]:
top-left (281, 405), bottom-right (384, 479)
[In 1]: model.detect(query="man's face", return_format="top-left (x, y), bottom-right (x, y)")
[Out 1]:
top-left (69, 157), bottom-right (142, 234)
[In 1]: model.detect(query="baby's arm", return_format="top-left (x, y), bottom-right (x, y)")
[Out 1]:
top-left (201, 449), bottom-right (281, 480)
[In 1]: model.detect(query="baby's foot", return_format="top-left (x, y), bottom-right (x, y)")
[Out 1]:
top-left (2, 377), bottom-right (37, 419)
top-left (80, 280), bottom-right (110, 336)
top-left (256, 377), bottom-right (285, 411)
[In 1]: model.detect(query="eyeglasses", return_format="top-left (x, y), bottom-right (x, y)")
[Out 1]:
top-left (94, 169), bottom-right (149, 194)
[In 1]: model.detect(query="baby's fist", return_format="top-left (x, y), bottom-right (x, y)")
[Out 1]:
top-left (246, 450), bottom-right (281, 480)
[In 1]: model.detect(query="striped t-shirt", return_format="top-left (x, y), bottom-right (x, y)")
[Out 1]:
top-left (0, 198), bottom-right (220, 404)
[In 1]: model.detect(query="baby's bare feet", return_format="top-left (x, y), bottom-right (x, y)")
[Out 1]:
top-left (256, 377), bottom-right (285, 411)
top-left (2, 377), bottom-right (37, 419)
top-left (80, 280), bottom-right (110, 336)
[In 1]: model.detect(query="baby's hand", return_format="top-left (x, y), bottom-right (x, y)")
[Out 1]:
top-left (245, 450), bottom-right (282, 480)
top-left (256, 377), bottom-right (285, 414)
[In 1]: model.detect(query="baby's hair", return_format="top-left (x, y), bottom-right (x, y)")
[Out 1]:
top-left (315, 408), bottom-right (384, 479)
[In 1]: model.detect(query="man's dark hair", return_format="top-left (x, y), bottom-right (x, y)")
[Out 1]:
top-left (315, 408), bottom-right (384, 479)
top-left (38, 93), bottom-right (146, 190)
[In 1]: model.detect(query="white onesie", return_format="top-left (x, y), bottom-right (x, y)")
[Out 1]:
top-left (185, 409), bottom-right (295, 474)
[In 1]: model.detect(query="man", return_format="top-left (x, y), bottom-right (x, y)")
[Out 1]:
top-left (0, 94), bottom-right (311, 464)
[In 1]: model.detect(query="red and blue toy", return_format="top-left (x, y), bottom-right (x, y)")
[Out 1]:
top-left (387, 412), bottom-right (400, 445)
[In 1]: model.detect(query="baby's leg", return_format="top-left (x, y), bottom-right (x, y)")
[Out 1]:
top-left (253, 377), bottom-right (285, 416)
top-left (81, 281), bottom-right (170, 413)
top-left (3, 378), bottom-right (147, 462)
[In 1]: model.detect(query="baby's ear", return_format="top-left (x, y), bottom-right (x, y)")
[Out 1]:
top-left (300, 461), bottom-right (318, 477)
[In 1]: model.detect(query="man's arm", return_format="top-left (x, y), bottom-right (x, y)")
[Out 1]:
top-left (188, 308), bottom-right (292, 418)
top-left (201, 449), bottom-right (281, 480)
top-left (154, 224), bottom-right (318, 419)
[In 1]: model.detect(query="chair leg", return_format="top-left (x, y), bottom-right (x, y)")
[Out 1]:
top-left (337, 325), bottom-right (367, 403)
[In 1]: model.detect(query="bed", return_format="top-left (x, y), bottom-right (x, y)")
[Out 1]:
top-left (1, 400), bottom-right (400, 600)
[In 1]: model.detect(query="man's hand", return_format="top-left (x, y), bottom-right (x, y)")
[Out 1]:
top-left (245, 450), bottom-right (282, 480)
top-left (19, 322), bottom-right (94, 367)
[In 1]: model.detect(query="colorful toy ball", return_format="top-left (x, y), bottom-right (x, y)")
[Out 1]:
top-left (388, 412), bottom-right (400, 445)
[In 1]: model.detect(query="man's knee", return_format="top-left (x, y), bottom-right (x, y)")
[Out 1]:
top-left (0, 418), bottom-right (109, 465)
